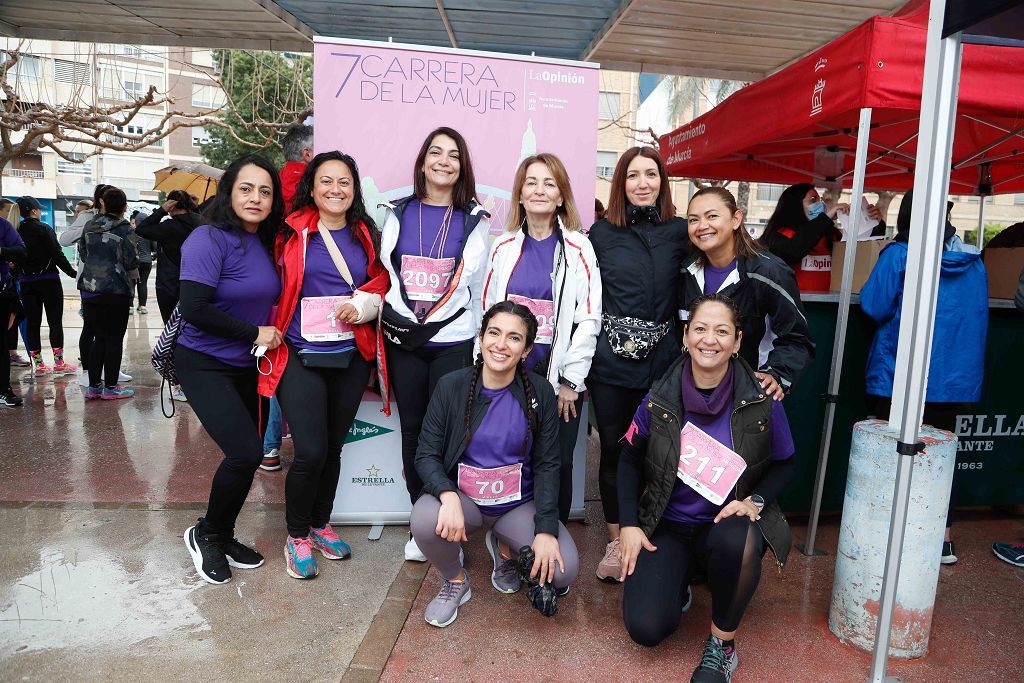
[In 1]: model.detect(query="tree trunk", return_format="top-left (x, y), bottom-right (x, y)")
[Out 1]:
top-left (736, 181), bottom-right (750, 214)
top-left (874, 190), bottom-right (897, 218)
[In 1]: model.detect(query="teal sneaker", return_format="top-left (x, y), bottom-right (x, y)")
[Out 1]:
top-left (101, 385), bottom-right (134, 400)
top-left (84, 385), bottom-right (102, 400)
top-left (310, 524), bottom-right (351, 560)
top-left (284, 535), bottom-right (318, 579)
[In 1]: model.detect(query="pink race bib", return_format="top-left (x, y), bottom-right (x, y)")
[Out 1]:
top-left (677, 422), bottom-right (747, 505)
top-left (400, 255), bottom-right (455, 302)
top-left (300, 295), bottom-right (353, 342)
top-left (457, 463), bottom-right (523, 506)
top-left (507, 294), bottom-right (554, 344)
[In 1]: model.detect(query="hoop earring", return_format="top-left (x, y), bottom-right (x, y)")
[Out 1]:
top-left (682, 345), bottom-right (689, 355)
top-left (732, 352), bottom-right (738, 359)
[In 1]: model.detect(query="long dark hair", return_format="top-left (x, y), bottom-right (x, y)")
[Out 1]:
top-left (465, 301), bottom-right (539, 453)
top-left (101, 187), bottom-right (128, 217)
top-left (761, 183), bottom-right (815, 244)
top-left (290, 151), bottom-right (381, 255)
top-left (202, 154), bottom-right (283, 253)
top-left (92, 183), bottom-right (111, 210)
top-left (688, 186), bottom-right (762, 268)
top-left (604, 146), bottom-right (675, 228)
top-left (413, 126), bottom-right (477, 210)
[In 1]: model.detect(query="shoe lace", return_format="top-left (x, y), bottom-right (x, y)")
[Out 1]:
top-left (313, 525), bottom-right (340, 542)
top-left (290, 536), bottom-right (314, 559)
top-left (604, 538), bottom-right (621, 561)
top-left (438, 579), bottom-right (463, 602)
top-left (698, 638), bottom-right (728, 673)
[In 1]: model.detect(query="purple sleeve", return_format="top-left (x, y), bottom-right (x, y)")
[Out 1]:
top-left (179, 227), bottom-right (223, 288)
top-left (624, 391), bottom-right (653, 445)
top-left (770, 400), bottom-right (795, 461)
top-left (0, 219), bottom-right (24, 248)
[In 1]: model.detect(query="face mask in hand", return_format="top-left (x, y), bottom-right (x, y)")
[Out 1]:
top-left (806, 201), bottom-right (826, 220)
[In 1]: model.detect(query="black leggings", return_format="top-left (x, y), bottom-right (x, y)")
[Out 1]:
top-left (386, 339), bottom-right (474, 503)
top-left (132, 262), bottom-right (152, 307)
top-left (83, 295), bottom-right (130, 387)
top-left (175, 344), bottom-right (268, 537)
top-left (867, 395), bottom-right (963, 528)
top-left (21, 279), bottom-right (64, 351)
top-left (276, 345), bottom-right (372, 537)
top-left (588, 380), bottom-right (648, 525)
top-left (0, 297), bottom-right (12, 390)
top-left (623, 516), bottom-right (765, 646)
top-left (557, 395), bottom-right (584, 523)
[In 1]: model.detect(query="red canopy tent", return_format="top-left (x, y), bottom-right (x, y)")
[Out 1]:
top-left (661, 0), bottom-right (1024, 195)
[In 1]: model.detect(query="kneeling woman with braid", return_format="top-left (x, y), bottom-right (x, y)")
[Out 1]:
top-left (411, 300), bottom-right (579, 628)
top-left (618, 293), bottom-right (794, 682)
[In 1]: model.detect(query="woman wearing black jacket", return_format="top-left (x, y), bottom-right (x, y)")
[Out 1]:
top-left (134, 190), bottom-right (202, 323)
top-left (680, 187), bottom-right (814, 400)
top-left (16, 196), bottom-right (77, 377)
top-left (587, 146), bottom-right (689, 582)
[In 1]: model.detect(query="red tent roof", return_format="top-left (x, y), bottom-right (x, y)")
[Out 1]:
top-left (661, 0), bottom-right (1024, 194)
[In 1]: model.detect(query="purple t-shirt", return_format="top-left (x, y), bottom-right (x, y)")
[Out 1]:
top-left (177, 225), bottom-right (281, 367)
top-left (395, 200), bottom-right (467, 345)
top-left (626, 382), bottom-right (794, 524)
top-left (0, 218), bottom-right (24, 280)
top-left (285, 228), bottom-right (368, 353)
top-left (461, 385), bottom-right (534, 516)
top-left (703, 258), bottom-right (737, 295)
top-left (506, 233), bottom-right (558, 372)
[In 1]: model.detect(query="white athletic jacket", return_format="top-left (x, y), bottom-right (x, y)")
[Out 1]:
top-left (481, 223), bottom-right (602, 393)
top-left (379, 196), bottom-right (490, 344)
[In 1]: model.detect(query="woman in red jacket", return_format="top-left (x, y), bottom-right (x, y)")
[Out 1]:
top-left (258, 151), bottom-right (389, 580)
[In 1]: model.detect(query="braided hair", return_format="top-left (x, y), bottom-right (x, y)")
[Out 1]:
top-left (464, 301), bottom-right (540, 452)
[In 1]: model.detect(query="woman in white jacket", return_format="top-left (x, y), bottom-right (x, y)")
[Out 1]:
top-left (482, 153), bottom-right (601, 522)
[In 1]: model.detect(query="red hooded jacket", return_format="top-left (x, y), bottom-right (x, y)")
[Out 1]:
top-left (257, 206), bottom-right (391, 410)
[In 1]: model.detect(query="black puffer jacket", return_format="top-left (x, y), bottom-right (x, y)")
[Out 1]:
top-left (135, 210), bottom-right (202, 297)
top-left (679, 251), bottom-right (815, 393)
top-left (414, 366), bottom-right (562, 536)
top-left (19, 218), bottom-right (76, 279)
top-left (587, 216), bottom-right (690, 389)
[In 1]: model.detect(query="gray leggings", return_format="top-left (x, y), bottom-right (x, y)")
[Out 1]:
top-left (410, 492), bottom-right (580, 589)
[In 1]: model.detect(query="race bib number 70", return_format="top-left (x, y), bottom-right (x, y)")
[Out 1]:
top-left (457, 462), bottom-right (523, 506)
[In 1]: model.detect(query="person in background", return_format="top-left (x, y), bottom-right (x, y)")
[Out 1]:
top-left (280, 123), bottom-right (314, 212)
top-left (0, 200), bottom-right (27, 406)
top-left (380, 126), bottom-right (490, 563)
top-left (594, 198), bottom-right (605, 222)
top-left (861, 189), bottom-right (988, 566)
top-left (129, 210), bottom-right (155, 315)
top-left (77, 187), bottom-right (138, 400)
top-left (177, 154), bottom-right (284, 585)
top-left (586, 146), bottom-right (689, 582)
top-left (679, 187), bottom-right (814, 402)
top-left (17, 196), bottom-right (77, 378)
top-left (759, 183), bottom-right (884, 292)
top-left (618, 294), bottom-right (793, 683)
top-left (2, 198), bottom-right (30, 369)
top-left (482, 152), bottom-right (602, 523)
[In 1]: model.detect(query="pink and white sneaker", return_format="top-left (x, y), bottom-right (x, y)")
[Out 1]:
top-left (52, 361), bottom-right (78, 376)
top-left (33, 363), bottom-right (53, 377)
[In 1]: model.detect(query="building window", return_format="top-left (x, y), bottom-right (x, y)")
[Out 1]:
top-left (192, 49), bottom-right (216, 68)
top-left (1015, 193), bottom-right (1024, 205)
top-left (4, 53), bottom-right (43, 82)
top-left (191, 126), bottom-right (211, 148)
top-left (756, 183), bottom-right (786, 203)
top-left (598, 91), bottom-right (620, 120)
top-left (191, 84), bottom-right (224, 109)
top-left (57, 152), bottom-right (93, 176)
top-left (54, 59), bottom-right (92, 86)
top-left (596, 151), bottom-right (618, 178)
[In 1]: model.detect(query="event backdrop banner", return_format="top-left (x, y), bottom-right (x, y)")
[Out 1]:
top-left (315, 38), bottom-right (599, 525)
top-left (313, 37), bottom-right (599, 236)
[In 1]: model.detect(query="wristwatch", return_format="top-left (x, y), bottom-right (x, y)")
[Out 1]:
top-left (750, 494), bottom-right (765, 511)
top-left (558, 376), bottom-right (578, 392)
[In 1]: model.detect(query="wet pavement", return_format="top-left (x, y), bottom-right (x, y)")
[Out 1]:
top-left (2, 303), bottom-right (1023, 681)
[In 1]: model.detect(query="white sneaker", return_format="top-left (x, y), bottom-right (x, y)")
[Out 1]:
top-left (118, 371), bottom-right (133, 383)
top-left (129, 308), bottom-right (135, 316)
top-left (78, 371), bottom-right (90, 388)
top-left (405, 535), bottom-right (428, 562)
top-left (171, 386), bottom-right (187, 402)
top-left (137, 306), bottom-right (148, 314)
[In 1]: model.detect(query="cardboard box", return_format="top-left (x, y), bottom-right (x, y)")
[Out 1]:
top-left (983, 247), bottom-right (1024, 299)
top-left (830, 239), bottom-right (893, 293)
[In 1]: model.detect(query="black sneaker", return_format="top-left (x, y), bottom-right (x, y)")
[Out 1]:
top-left (691, 635), bottom-right (739, 683)
top-left (220, 537), bottom-right (265, 569)
top-left (184, 518), bottom-right (231, 584)
top-left (941, 540), bottom-right (958, 565)
top-left (0, 389), bottom-right (23, 407)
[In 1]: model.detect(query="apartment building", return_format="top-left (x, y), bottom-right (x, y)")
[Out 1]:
top-left (0, 40), bottom-right (224, 229)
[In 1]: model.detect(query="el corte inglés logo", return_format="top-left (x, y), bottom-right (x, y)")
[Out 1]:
top-left (345, 418), bottom-right (394, 444)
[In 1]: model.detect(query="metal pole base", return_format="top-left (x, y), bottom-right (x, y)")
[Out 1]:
top-left (795, 543), bottom-right (828, 557)
top-left (367, 524), bottom-right (384, 541)
top-left (867, 677), bottom-right (902, 683)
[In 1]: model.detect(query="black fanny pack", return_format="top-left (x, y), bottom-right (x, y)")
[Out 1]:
top-left (381, 304), bottom-right (465, 351)
top-left (297, 348), bottom-right (355, 369)
top-left (602, 313), bottom-right (671, 361)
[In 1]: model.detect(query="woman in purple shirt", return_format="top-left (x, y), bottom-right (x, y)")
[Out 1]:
top-left (177, 155), bottom-right (285, 585)
top-left (617, 294), bottom-right (794, 681)
top-left (410, 301), bottom-right (579, 628)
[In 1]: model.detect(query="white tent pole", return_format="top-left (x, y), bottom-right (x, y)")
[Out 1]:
top-left (798, 106), bottom-right (872, 557)
top-left (867, 0), bottom-right (962, 679)
top-left (977, 195), bottom-right (986, 248)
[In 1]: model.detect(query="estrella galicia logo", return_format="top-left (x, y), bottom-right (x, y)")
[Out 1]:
top-left (345, 418), bottom-right (395, 444)
top-left (351, 464), bottom-right (397, 487)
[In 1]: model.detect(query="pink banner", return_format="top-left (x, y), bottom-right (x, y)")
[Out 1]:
top-left (313, 39), bottom-right (599, 237)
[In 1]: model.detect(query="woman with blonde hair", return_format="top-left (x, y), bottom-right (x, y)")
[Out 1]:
top-left (482, 152), bottom-right (601, 524)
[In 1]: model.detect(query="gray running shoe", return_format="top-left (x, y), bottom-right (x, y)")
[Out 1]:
top-left (424, 576), bottom-right (471, 628)
top-left (485, 530), bottom-right (521, 594)
top-left (682, 585), bottom-right (693, 613)
top-left (690, 635), bottom-right (739, 683)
